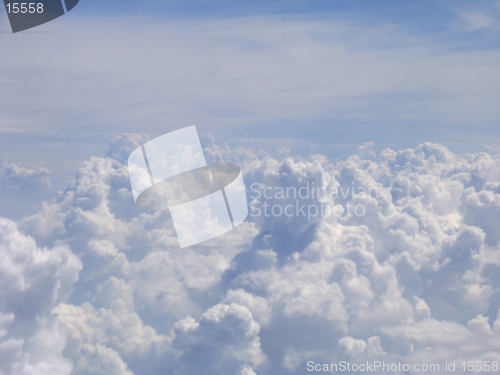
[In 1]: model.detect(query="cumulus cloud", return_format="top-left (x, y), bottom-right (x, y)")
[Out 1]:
top-left (0, 160), bottom-right (51, 190)
top-left (0, 218), bottom-right (81, 375)
top-left (172, 303), bottom-right (266, 375)
top-left (105, 134), bottom-right (150, 165)
top-left (53, 277), bottom-right (169, 375)
top-left (3, 135), bottom-right (500, 374)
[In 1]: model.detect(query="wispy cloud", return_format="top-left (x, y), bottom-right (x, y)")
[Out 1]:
top-left (0, 11), bottom-right (499, 151)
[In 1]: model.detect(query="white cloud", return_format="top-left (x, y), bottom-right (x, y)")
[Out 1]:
top-left (128, 248), bottom-right (228, 320)
top-left (223, 289), bottom-right (273, 327)
top-left (0, 218), bottom-right (81, 375)
top-left (75, 343), bottom-right (133, 375)
top-left (338, 336), bottom-right (367, 357)
top-left (0, 160), bottom-right (51, 190)
top-left (53, 277), bottom-right (169, 375)
top-left (172, 304), bottom-right (266, 375)
top-left (4, 137), bottom-right (500, 373)
top-left (105, 134), bottom-right (150, 165)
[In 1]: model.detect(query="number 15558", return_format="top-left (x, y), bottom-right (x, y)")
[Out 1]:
top-left (6, 3), bottom-right (44, 14)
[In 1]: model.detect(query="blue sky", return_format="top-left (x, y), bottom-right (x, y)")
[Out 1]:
top-left (0, 0), bottom-right (499, 213)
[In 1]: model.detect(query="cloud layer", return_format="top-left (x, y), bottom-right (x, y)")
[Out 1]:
top-left (1, 135), bottom-right (500, 374)
top-left (0, 218), bottom-right (81, 375)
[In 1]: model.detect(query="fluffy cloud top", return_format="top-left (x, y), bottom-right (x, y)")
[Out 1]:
top-left (1, 135), bottom-right (500, 374)
top-left (0, 218), bottom-right (81, 375)
top-left (173, 303), bottom-right (266, 375)
top-left (0, 160), bottom-right (51, 190)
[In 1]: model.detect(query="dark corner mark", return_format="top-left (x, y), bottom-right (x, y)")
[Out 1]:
top-left (3, 0), bottom-right (79, 33)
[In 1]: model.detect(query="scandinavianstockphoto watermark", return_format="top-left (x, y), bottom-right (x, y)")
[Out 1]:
top-left (249, 182), bottom-right (380, 220)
